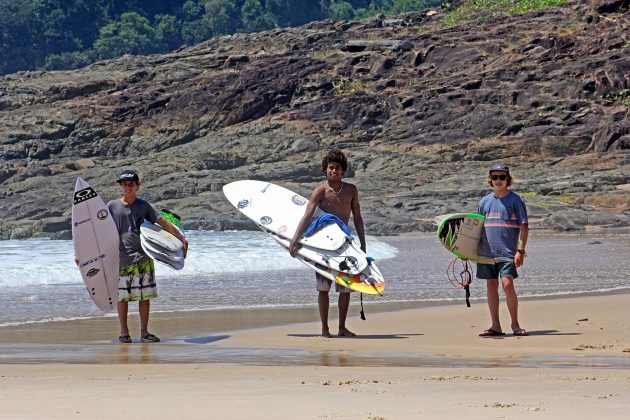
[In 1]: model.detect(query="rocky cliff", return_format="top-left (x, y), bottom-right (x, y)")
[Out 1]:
top-left (0, 0), bottom-right (629, 239)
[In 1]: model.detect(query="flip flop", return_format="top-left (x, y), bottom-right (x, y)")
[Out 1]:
top-left (118, 335), bottom-right (132, 343)
top-left (141, 333), bottom-right (161, 342)
top-left (321, 329), bottom-right (333, 338)
top-left (337, 329), bottom-right (356, 337)
top-left (512, 329), bottom-right (529, 337)
top-left (479, 329), bottom-right (505, 337)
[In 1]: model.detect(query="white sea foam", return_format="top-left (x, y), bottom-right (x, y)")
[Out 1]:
top-left (0, 231), bottom-right (398, 288)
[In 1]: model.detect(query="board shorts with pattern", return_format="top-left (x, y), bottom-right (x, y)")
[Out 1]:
top-left (316, 272), bottom-right (352, 293)
top-left (118, 259), bottom-right (157, 301)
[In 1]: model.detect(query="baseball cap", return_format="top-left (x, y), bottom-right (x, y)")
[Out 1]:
top-left (116, 169), bottom-right (140, 183)
top-left (488, 163), bottom-right (509, 173)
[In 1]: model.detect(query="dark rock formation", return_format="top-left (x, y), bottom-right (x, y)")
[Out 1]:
top-left (0, 0), bottom-right (629, 239)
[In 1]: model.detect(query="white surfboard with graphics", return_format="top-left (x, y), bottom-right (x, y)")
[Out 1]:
top-left (140, 221), bottom-right (185, 270)
top-left (139, 221), bottom-right (183, 252)
top-left (71, 177), bottom-right (120, 312)
top-left (267, 230), bottom-right (385, 295)
top-left (222, 180), bottom-right (349, 251)
top-left (435, 213), bottom-right (485, 261)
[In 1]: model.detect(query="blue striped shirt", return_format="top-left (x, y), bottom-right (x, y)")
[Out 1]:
top-left (477, 191), bottom-right (528, 261)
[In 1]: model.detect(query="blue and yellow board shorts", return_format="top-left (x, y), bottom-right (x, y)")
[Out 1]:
top-left (118, 259), bottom-right (157, 302)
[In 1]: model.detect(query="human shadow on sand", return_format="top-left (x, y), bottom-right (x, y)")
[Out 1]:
top-left (112, 335), bottom-right (231, 344)
top-left (182, 335), bottom-right (231, 344)
top-left (524, 330), bottom-right (581, 337)
top-left (287, 333), bottom-right (422, 339)
top-left (480, 330), bottom-right (582, 339)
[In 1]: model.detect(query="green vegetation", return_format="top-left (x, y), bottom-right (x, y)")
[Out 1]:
top-left (333, 77), bottom-right (367, 96)
top-left (603, 89), bottom-right (630, 106)
top-left (519, 191), bottom-right (539, 198)
top-left (441, 0), bottom-right (568, 27)
top-left (0, 0), bottom-right (445, 76)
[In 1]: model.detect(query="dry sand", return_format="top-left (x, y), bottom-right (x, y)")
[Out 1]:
top-left (1, 293), bottom-right (629, 419)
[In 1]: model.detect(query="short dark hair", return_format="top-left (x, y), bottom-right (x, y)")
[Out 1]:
top-left (321, 149), bottom-right (348, 173)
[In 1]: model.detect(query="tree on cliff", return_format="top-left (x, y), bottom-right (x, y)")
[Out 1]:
top-left (0, 0), bottom-right (445, 75)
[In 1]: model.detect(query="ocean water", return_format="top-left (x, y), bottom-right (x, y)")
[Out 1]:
top-left (1, 231), bottom-right (629, 327)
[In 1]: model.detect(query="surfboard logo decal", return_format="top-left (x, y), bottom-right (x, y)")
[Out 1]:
top-left (237, 199), bottom-right (249, 209)
top-left (291, 195), bottom-right (306, 206)
top-left (74, 187), bottom-right (97, 204)
top-left (277, 225), bottom-right (288, 234)
top-left (96, 209), bottom-right (108, 220)
top-left (260, 216), bottom-right (272, 225)
top-left (86, 268), bottom-right (100, 277)
top-left (80, 254), bottom-right (105, 268)
top-left (74, 218), bottom-right (90, 227)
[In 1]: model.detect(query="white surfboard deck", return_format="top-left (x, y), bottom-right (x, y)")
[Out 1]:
top-left (140, 221), bottom-right (183, 252)
top-left (435, 213), bottom-right (485, 261)
top-left (141, 235), bottom-right (184, 270)
top-left (140, 221), bottom-right (185, 270)
top-left (140, 234), bottom-right (184, 263)
top-left (223, 180), bottom-right (349, 251)
top-left (271, 230), bottom-right (367, 274)
top-left (266, 230), bottom-right (384, 295)
top-left (71, 177), bottom-right (120, 312)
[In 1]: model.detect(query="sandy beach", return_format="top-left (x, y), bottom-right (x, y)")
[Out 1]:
top-left (2, 292), bottom-right (629, 419)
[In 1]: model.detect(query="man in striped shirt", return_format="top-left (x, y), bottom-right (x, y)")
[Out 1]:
top-left (476, 163), bottom-right (529, 337)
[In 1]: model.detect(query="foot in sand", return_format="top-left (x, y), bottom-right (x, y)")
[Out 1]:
top-left (512, 329), bottom-right (529, 336)
top-left (479, 329), bottom-right (505, 337)
top-left (321, 329), bottom-right (333, 338)
top-left (337, 328), bottom-right (356, 337)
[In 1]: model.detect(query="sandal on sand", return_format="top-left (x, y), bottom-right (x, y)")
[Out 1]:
top-left (118, 335), bottom-right (132, 343)
top-left (141, 333), bottom-right (160, 342)
top-left (338, 329), bottom-right (356, 337)
top-left (321, 329), bottom-right (333, 338)
top-left (513, 329), bottom-right (529, 337)
top-left (479, 329), bottom-right (505, 337)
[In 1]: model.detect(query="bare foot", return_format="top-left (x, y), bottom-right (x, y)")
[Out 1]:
top-left (321, 329), bottom-right (333, 338)
top-left (337, 328), bottom-right (356, 337)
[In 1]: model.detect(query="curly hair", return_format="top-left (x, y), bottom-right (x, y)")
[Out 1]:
top-left (321, 148), bottom-right (348, 173)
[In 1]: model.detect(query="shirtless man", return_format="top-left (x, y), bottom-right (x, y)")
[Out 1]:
top-left (289, 149), bottom-right (366, 338)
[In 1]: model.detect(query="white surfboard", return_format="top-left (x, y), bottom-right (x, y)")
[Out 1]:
top-left (267, 230), bottom-right (385, 295)
top-left (435, 213), bottom-right (485, 261)
top-left (71, 177), bottom-right (119, 311)
top-left (223, 180), bottom-right (349, 251)
top-left (141, 235), bottom-right (184, 270)
top-left (274, 231), bottom-right (367, 274)
top-left (140, 221), bottom-right (183, 252)
top-left (140, 221), bottom-right (185, 270)
top-left (140, 235), bottom-right (184, 263)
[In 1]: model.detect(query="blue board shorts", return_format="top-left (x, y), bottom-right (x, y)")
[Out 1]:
top-left (476, 260), bottom-right (518, 280)
top-left (118, 259), bottom-right (157, 301)
top-left (316, 273), bottom-right (352, 293)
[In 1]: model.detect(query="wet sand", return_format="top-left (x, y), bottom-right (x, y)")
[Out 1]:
top-left (1, 293), bottom-right (630, 418)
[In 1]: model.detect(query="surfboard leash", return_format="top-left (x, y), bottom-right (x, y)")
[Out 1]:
top-left (447, 257), bottom-right (473, 307)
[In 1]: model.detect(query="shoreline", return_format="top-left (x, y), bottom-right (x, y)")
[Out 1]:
top-left (2, 285), bottom-right (630, 330)
top-left (2, 292), bottom-right (630, 419)
top-left (1, 291), bottom-right (629, 365)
